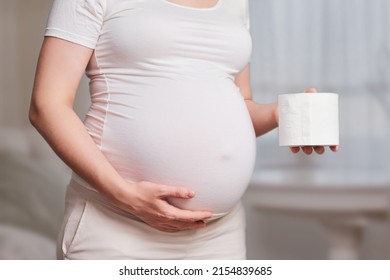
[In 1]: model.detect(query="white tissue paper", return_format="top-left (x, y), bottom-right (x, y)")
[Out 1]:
top-left (278, 93), bottom-right (339, 146)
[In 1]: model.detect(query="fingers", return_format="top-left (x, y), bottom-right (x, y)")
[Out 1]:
top-left (158, 220), bottom-right (207, 233)
top-left (314, 146), bottom-right (325, 155)
top-left (117, 181), bottom-right (214, 233)
top-left (330, 145), bottom-right (339, 152)
top-left (290, 146), bottom-right (313, 154)
top-left (305, 88), bottom-right (317, 93)
top-left (163, 203), bottom-right (212, 222)
top-left (160, 214), bottom-right (210, 232)
top-left (148, 211), bottom-right (208, 232)
top-left (146, 203), bottom-right (212, 232)
top-left (290, 146), bottom-right (300, 154)
top-left (303, 146), bottom-right (313, 154)
top-left (152, 184), bottom-right (213, 220)
top-left (158, 185), bottom-right (195, 199)
top-left (290, 145), bottom-right (338, 154)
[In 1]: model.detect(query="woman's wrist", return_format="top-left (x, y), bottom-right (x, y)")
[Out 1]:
top-left (97, 176), bottom-right (134, 206)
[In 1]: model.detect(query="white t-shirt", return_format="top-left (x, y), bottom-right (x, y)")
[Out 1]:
top-left (45, 0), bottom-right (256, 216)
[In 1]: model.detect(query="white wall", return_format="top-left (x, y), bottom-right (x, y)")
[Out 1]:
top-left (0, 0), bottom-right (90, 129)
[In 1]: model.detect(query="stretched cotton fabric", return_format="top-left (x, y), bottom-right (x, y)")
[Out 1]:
top-left (58, 180), bottom-right (246, 259)
top-left (46, 0), bottom-right (255, 259)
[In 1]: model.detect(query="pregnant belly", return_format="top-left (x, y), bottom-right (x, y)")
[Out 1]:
top-left (86, 79), bottom-right (256, 215)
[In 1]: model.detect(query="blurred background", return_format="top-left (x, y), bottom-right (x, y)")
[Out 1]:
top-left (0, 0), bottom-right (389, 259)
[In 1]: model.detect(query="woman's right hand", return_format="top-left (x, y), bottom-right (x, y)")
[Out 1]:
top-left (112, 181), bottom-right (213, 233)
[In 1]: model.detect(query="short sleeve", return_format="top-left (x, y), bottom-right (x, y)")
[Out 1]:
top-left (45, 0), bottom-right (106, 49)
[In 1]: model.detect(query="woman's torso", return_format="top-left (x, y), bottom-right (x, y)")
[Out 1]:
top-left (74, 0), bottom-right (256, 215)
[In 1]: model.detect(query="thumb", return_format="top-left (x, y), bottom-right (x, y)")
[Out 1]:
top-left (305, 88), bottom-right (317, 93)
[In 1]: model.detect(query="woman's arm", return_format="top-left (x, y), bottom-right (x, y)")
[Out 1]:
top-left (235, 64), bottom-right (278, 137)
top-left (235, 64), bottom-right (338, 154)
top-left (29, 37), bottom-right (211, 232)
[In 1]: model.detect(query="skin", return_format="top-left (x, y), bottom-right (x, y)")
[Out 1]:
top-left (29, 1), bottom-right (337, 233)
top-left (166, 0), bottom-right (220, 8)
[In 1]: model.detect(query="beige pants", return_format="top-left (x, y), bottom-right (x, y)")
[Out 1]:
top-left (57, 180), bottom-right (247, 260)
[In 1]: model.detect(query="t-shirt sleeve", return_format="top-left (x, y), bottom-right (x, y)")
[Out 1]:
top-left (45, 0), bottom-right (105, 49)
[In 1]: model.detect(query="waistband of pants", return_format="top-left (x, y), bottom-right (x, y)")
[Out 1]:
top-left (68, 178), bottom-right (144, 223)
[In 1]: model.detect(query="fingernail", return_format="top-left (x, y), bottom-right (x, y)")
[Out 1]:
top-left (187, 191), bottom-right (195, 197)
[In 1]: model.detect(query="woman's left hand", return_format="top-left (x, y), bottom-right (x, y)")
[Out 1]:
top-left (289, 88), bottom-right (339, 155)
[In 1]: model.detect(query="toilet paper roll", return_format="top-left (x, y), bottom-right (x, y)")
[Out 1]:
top-left (278, 93), bottom-right (339, 146)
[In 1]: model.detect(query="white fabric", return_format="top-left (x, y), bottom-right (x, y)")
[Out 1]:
top-left (45, 0), bottom-right (256, 216)
top-left (58, 180), bottom-right (247, 260)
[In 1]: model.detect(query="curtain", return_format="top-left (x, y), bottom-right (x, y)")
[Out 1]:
top-left (250, 0), bottom-right (390, 170)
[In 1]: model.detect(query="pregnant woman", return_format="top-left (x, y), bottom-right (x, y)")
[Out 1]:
top-left (29, 0), bottom-right (336, 259)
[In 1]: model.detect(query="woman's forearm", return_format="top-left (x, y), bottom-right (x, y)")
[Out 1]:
top-left (245, 100), bottom-right (278, 137)
top-left (29, 103), bottom-right (128, 200)
top-left (29, 37), bottom-right (127, 200)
